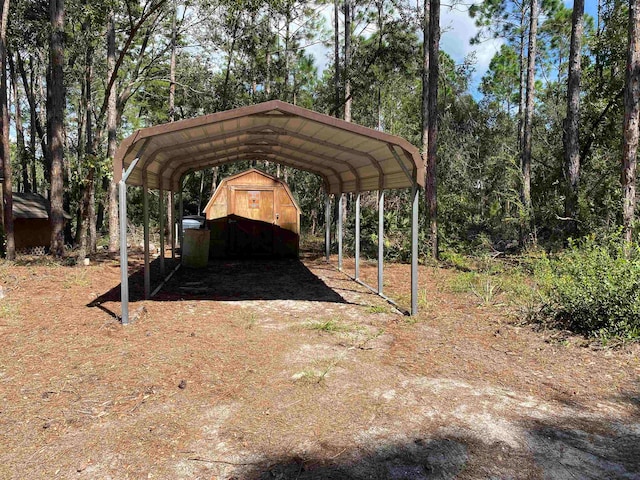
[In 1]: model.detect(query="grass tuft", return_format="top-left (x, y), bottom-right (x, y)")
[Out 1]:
top-left (0, 301), bottom-right (21, 324)
top-left (306, 318), bottom-right (349, 333)
top-left (293, 359), bottom-right (340, 385)
top-left (366, 305), bottom-right (388, 314)
top-left (63, 270), bottom-right (90, 289)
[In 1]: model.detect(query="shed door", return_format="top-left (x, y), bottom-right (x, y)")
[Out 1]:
top-left (233, 189), bottom-right (274, 223)
top-left (230, 189), bottom-right (275, 256)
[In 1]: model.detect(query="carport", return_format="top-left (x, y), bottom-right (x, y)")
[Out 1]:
top-left (114, 100), bottom-right (425, 324)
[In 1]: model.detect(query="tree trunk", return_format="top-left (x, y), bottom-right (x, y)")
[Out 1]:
top-left (250, 9), bottom-right (257, 97)
top-left (8, 54), bottom-right (28, 193)
top-left (77, 21), bottom-right (95, 263)
top-left (520, 0), bottom-right (539, 244)
top-left (563, 0), bottom-right (584, 234)
top-left (39, 57), bottom-right (50, 186)
top-left (426, 0), bottom-right (440, 259)
top-left (48, 0), bottom-right (65, 257)
top-left (0, 0), bottom-right (14, 260)
top-left (421, 0), bottom-right (430, 187)
top-left (106, 10), bottom-right (119, 254)
top-left (334, 0), bottom-right (340, 118)
top-left (169, 0), bottom-right (176, 122)
top-left (165, 8), bottom-right (180, 249)
top-left (344, 0), bottom-right (352, 123)
top-left (29, 55), bottom-right (37, 193)
top-left (596, 0), bottom-right (603, 84)
top-left (221, 19), bottom-right (239, 110)
top-left (88, 178), bottom-right (96, 251)
top-left (16, 51), bottom-right (49, 187)
top-left (284, 7), bottom-right (291, 102)
top-left (376, 0), bottom-right (384, 130)
top-left (211, 166), bottom-right (218, 196)
top-left (266, 8), bottom-right (272, 97)
top-left (622, 0), bottom-right (640, 248)
top-left (197, 170), bottom-right (204, 215)
top-left (101, 4), bottom-right (165, 253)
top-left (517, 3), bottom-right (527, 154)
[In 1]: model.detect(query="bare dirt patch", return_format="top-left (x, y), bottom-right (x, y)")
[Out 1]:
top-left (0, 252), bottom-right (638, 479)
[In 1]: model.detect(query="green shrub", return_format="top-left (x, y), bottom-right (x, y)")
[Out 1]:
top-left (440, 249), bottom-right (473, 271)
top-left (535, 234), bottom-right (640, 340)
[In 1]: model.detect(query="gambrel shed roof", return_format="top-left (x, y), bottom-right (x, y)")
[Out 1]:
top-left (203, 168), bottom-right (301, 215)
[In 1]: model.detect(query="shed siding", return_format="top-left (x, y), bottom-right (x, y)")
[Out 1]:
top-left (203, 169), bottom-right (301, 257)
top-left (14, 219), bottom-right (51, 250)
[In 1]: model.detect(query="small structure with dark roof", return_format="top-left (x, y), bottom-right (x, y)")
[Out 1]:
top-left (11, 192), bottom-right (70, 254)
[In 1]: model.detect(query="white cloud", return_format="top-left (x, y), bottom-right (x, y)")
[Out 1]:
top-left (303, 2), bottom-right (502, 95)
top-left (440, 4), bottom-right (504, 93)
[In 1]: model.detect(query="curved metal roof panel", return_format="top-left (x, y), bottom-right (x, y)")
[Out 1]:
top-left (114, 100), bottom-right (424, 194)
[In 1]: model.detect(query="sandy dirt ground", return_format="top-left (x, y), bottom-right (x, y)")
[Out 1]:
top-left (0, 251), bottom-right (638, 479)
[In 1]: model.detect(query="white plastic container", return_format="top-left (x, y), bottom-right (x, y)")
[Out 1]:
top-left (182, 229), bottom-right (210, 268)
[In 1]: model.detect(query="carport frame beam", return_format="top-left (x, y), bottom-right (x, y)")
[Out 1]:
top-left (169, 191), bottom-right (175, 259)
top-left (378, 190), bottom-right (384, 295)
top-left (178, 178), bottom-right (184, 252)
top-left (119, 157), bottom-right (140, 325)
top-left (143, 173), bottom-right (150, 299)
top-left (325, 194), bottom-right (331, 262)
top-left (159, 183), bottom-right (165, 276)
top-left (355, 191), bottom-right (361, 280)
top-left (411, 181), bottom-right (419, 315)
top-left (338, 193), bottom-right (343, 270)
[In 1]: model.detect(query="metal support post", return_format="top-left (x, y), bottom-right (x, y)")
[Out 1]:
top-left (159, 183), bottom-right (165, 277)
top-left (119, 180), bottom-right (129, 324)
top-left (178, 180), bottom-right (184, 255)
top-left (411, 182), bottom-right (419, 315)
top-left (355, 191), bottom-right (361, 280)
top-left (117, 156), bottom-right (140, 325)
top-left (338, 193), bottom-right (343, 270)
top-left (169, 191), bottom-right (175, 259)
top-left (143, 174), bottom-right (150, 299)
top-left (325, 194), bottom-right (331, 262)
top-left (378, 190), bottom-right (384, 295)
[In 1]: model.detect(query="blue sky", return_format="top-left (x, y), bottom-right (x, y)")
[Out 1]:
top-left (439, 0), bottom-right (600, 94)
top-left (305, 0), bottom-right (600, 97)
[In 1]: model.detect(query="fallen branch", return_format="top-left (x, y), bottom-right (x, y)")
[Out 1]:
top-left (188, 457), bottom-right (260, 466)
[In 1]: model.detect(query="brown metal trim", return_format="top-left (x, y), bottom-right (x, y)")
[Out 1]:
top-left (139, 125), bottom-right (278, 171)
top-left (171, 151), bottom-right (340, 193)
top-left (161, 138), bottom-right (359, 192)
top-left (405, 150), bottom-right (425, 187)
top-left (143, 124), bottom-right (380, 193)
top-left (387, 144), bottom-right (413, 183)
top-left (176, 155), bottom-right (333, 194)
top-left (162, 142), bottom-right (345, 190)
top-left (114, 100), bottom-right (425, 190)
top-left (114, 130), bottom-right (142, 183)
top-left (259, 126), bottom-right (383, 190)
top-left (170, 150), bottom-right (337, 191)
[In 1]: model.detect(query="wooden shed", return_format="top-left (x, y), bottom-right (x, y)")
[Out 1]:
top-left (203, 168), bottom-right (301, 258)
top-left (10, 192), bottom-right (70, 255)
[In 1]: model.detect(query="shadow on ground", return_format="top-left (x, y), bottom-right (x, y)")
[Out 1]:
top-left (159, 256), bottom-right (347, 303)
top-left (223, 417), bottom-right (640, 480)
top-left (89, 253), bottom-right (349, 312)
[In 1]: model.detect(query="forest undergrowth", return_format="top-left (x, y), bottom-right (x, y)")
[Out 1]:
top-left (439, 231), bottom-right (640, 345)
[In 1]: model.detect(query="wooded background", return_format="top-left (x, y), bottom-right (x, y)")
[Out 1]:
top-left (0, 0), bottom-right (638, 263)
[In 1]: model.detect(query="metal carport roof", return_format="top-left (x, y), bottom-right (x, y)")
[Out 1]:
top-left (114, 100), bottom-right (424, 194)
top-left (114, 100), bottom-right (422, 324)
